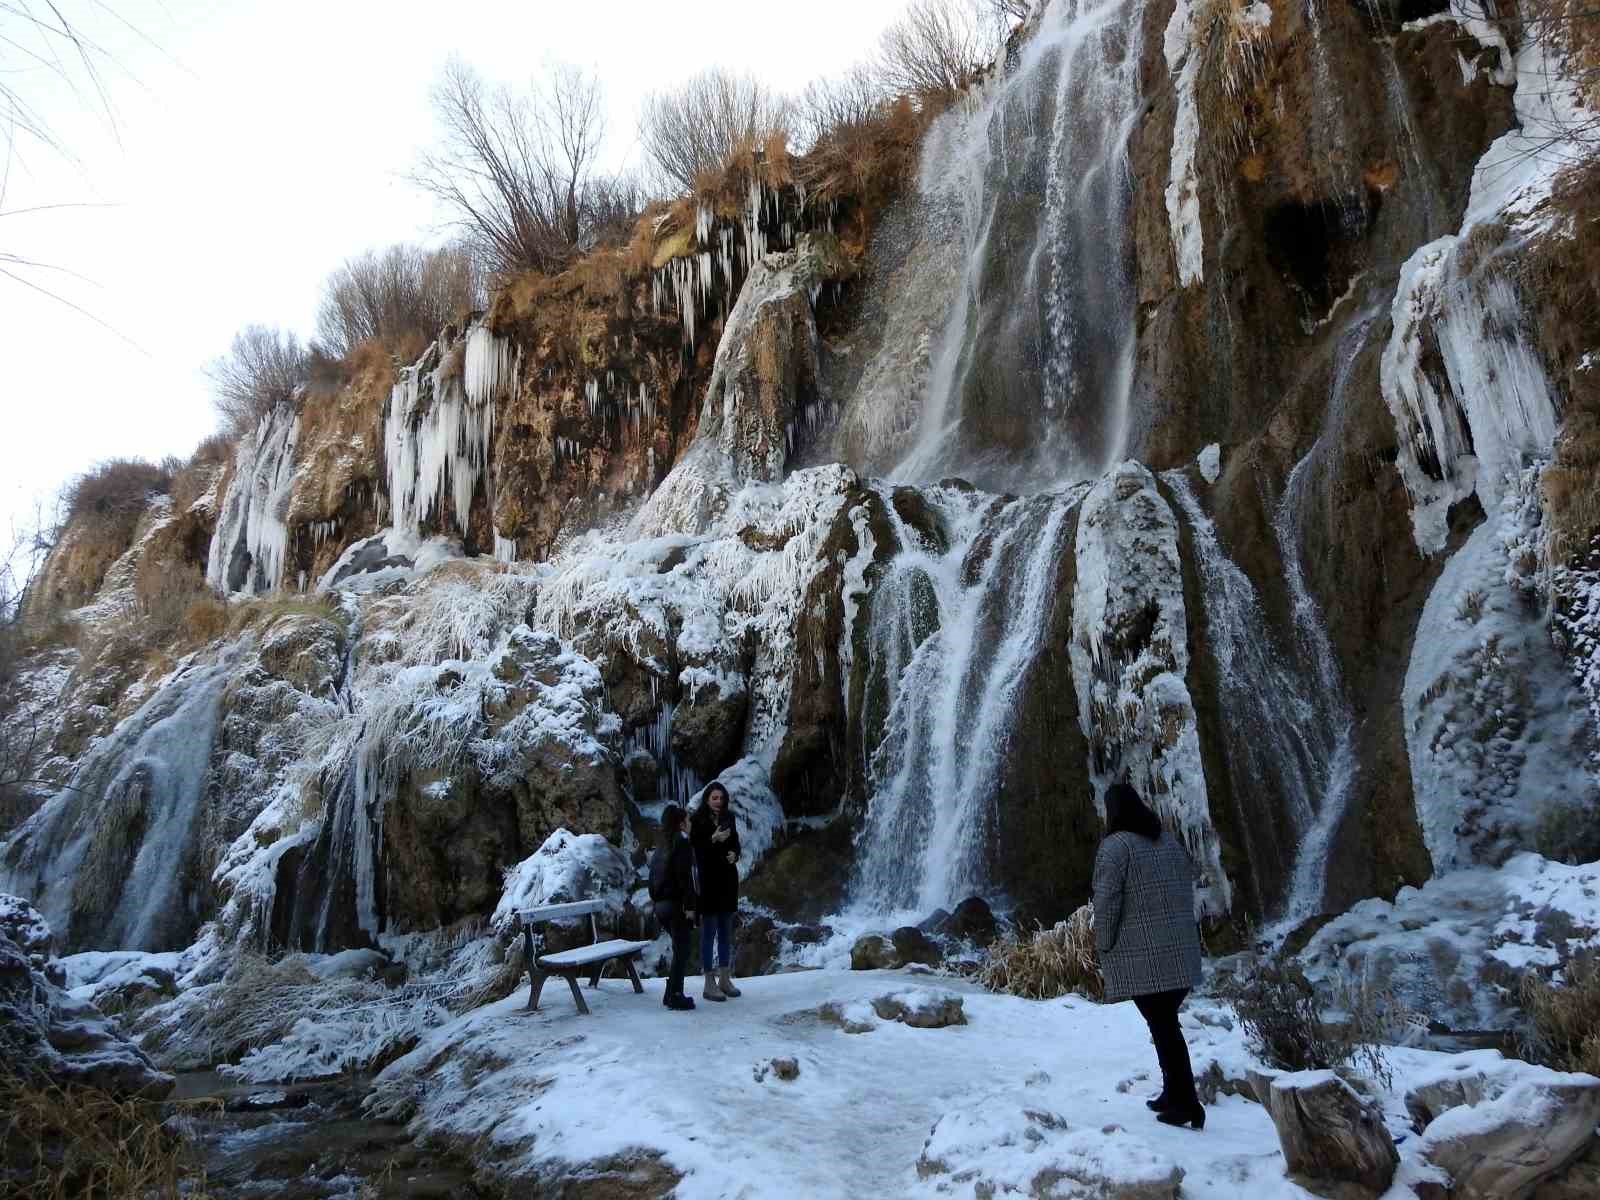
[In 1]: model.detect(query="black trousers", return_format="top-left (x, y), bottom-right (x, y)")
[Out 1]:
top-left (658, 903), bottom-right (694, 998)
top-left (1133, 988), bottom-right (1198, 1108)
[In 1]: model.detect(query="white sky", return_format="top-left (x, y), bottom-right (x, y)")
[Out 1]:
top-left (0, 0), bottom-right (913, 548)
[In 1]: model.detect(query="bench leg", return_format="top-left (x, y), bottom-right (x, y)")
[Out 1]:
top-left (624, 956), bottom-right (644, 995)
top-left (565, 973), bottom-right (591, 1016)
top-left (527, 970), bottom-right (548, 1011)
top-left (588, 962), bottom-right (605, 989)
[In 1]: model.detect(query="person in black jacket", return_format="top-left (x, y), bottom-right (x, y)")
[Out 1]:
top-left (691, 780), bottom-right (742, 1001)
top-left (651, 804), bottom-right (699, 1011)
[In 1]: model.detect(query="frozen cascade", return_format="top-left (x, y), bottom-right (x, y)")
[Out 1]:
top-left (851, 486), bottom-right (1081, 914)
top-left (1070, 464), bottom-right (1231, 916)
top-left (385, 323), bottom-right (515, 537)
top-left (0, 659), bottom-right (233, 951)
top-left (206, 403), bottom-right (299, 594)
top-left (891, 0), bottom-right (1146, 488)
top-left (1165, 473), bottom-right (1346, 919)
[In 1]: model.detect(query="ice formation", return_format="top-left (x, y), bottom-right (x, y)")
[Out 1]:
top-left (1403, 468), bottom-right (1596, 871)
top-left (1070, 464), bottom-right (1230, 915)
top-left (206, 403), bottom-right (299, 594)
top-left (385, 323), bottom-right (514, 538)
top-left (1163, 0), bottom-right (1205, 288)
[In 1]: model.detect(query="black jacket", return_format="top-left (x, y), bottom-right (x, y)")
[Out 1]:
top-left (655, 834), bottom-right (699, 911)
top-left (690, 804), bottom-right (741, 914)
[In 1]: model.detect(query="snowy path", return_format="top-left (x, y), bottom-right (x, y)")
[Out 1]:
top-left (375, 969), bottom-right (1321, 1198)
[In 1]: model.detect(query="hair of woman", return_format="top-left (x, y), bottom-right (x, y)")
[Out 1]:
top-left (661, 804), bottom-right (685, 843)
top-left (1104, 782), bottom-right (1163, 840)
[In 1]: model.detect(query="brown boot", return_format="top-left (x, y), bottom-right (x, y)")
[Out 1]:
top-left (702, 971), bottom-right (726, 1001)
top-left (718, 967), bottom-right (741, 997)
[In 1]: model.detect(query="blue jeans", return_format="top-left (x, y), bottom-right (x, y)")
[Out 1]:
top-left (700, 910), bottom-right (733, 970)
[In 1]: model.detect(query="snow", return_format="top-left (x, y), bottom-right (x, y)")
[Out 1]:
top-left (370, 972), bottom-right (1287, 1197)
top-left (366, 964), bottom-right (1553, 1198)
top-left (59, 949), bottom-right (182, 991)
top-left (1197, 442), bottom-right (1221, 484)
top-left (490, 830), bottom-right (634, 935)
top-left (0, 892), bottom-right (53, 953)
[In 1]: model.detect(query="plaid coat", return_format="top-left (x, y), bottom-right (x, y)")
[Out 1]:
top-left (1092, 830), bottom-right (1203, 1003)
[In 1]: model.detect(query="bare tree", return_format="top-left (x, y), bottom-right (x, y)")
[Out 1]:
top-left (315, 242), bottom-right (484, 360)
top-left (583, 173), bottom-right (644, 247)
top-left (205, 325), bottom-right (308, 436)
top-left (638, 68), bottom-right (793, 194)
top-left (412, 59), bottom-right (610, 275)
top-left (875, 0), bottom-right (995, 102)
top-left (795, 65), bottom-right (887, 151)
top-left (983, 0), bottom-right (1033, 24)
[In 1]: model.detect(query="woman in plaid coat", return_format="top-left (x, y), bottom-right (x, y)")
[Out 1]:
top-left (1092, 782), bottom-right (1206, 1130)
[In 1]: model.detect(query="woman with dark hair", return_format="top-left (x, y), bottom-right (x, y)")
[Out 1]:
top-left (1093, 782), bottom-right (1206, 1130)
top-left (690, 780), bottom-right (742, 1001)
top-left (649, 804), bottom-right (700, 1011)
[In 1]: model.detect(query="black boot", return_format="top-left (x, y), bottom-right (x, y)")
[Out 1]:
top-left (1145, 1094), bottom-right (1173, 1112)
top-left (1155, 1103), bottom-right (1205, 1131)
top-left (664, 992), bottom-right (696, 1011)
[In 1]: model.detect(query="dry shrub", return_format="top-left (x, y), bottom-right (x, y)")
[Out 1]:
top-left (64, 458), bottom-right (173, 525)
top-left (980, 904), bottom-right (1103, 1000)
top-left (0, 1071), bottom-right (213, 1199)
top-left (225, 593), bottom-right (344, 639)
top-left (1520, 953), bottom-right (1600, 1076)
top-left (1218, 952), bottom-right (1395, 1087)
top-left (639, 67), bottom-right (793, 195)
top-left (315, 242), bottom-right (483, 361)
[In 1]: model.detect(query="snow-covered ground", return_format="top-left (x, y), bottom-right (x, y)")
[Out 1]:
top-left (363, 966), bottom-right (1523, 1199)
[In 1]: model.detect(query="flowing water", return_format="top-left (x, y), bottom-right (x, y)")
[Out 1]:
top-left (851, 486), bottom-right (1081, 914)
top-left (892, 0), bottom-right (1145, 490)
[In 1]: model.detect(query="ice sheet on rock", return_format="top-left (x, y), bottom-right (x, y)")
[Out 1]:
top-left (1404, 469), bottom-right (1596, 871)
top-left (686, 758), bottom-right (783, 877)
top-left (0, 654), bottom-right (236, 952)
top-left (1297, 852), bottom-right (1600, 1028)
top-left (1163, 0), bottom-right (1205, 289)
top-left (491, 830), bottom-right (634, 934)
top-left (1378, 25), bottom-right (1584, 555)
top-left (1070, 463), bottom-right (1230, 915)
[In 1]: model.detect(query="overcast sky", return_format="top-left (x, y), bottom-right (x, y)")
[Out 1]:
top-left (1, 0), bottom-right (915, 549)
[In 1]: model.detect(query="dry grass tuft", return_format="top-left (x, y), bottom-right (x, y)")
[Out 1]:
top-left (979, 904), bottom-right (1103, 1000)
top-left (1520, 953), bottom-right (1600, 1076)
top-left (0, 1072), bottom-right (214, 1199)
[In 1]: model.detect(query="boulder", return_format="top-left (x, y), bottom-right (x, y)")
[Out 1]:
top-left (734, 915), bottom-right (780, 978)
top-left (0, 933), bottom-right (173, 1099)
top-left (849, 927), bottom-right (945, 971)
top-left (871, 988), bottom-right (967, 1029)
top-left (0, 893), bottom-right (52, 958)
top-left (850, 934), bottom-right (894, 971)
top-left (668, 674), bottom-right (748, 779)
top-left (1421, 1070), bottom-right (1600, 1200)
top-left (892, 926), bottom-right (943, 967)
top-left (947, 896), bottom-right (999, 947)
top-left (1534, 1138), bottom-right (1600, 1199)
top-left (1261, 1070), bottom-right (1398, 1197)
top-left (819, 1000), bottom-right (878, 1034)
top-left (743, 819), bottom-right (854, 922)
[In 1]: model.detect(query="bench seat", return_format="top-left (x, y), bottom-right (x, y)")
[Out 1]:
top-left (535, 939), bottom-right (652, 970)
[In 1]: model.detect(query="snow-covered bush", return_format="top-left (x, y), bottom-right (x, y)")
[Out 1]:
top-left (978, 905), bottom-right (1101, 1001)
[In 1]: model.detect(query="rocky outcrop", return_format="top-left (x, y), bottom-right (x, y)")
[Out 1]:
top-left (1418, 1068), bottom-right (1600, 1200)
top-left (1256, 1069), bottom-right (1399, 1197)
top-left (870, 988), bottom-right (966, 1028)
top-left (0, 932), bottom-right (173, 1098)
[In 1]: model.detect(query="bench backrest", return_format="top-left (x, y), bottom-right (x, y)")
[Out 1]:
top-left (521, 899), bottom-right (606, 925)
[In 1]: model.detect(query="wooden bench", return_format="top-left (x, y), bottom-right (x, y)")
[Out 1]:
top-left (520, 900), bottom-right (652, 1015)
